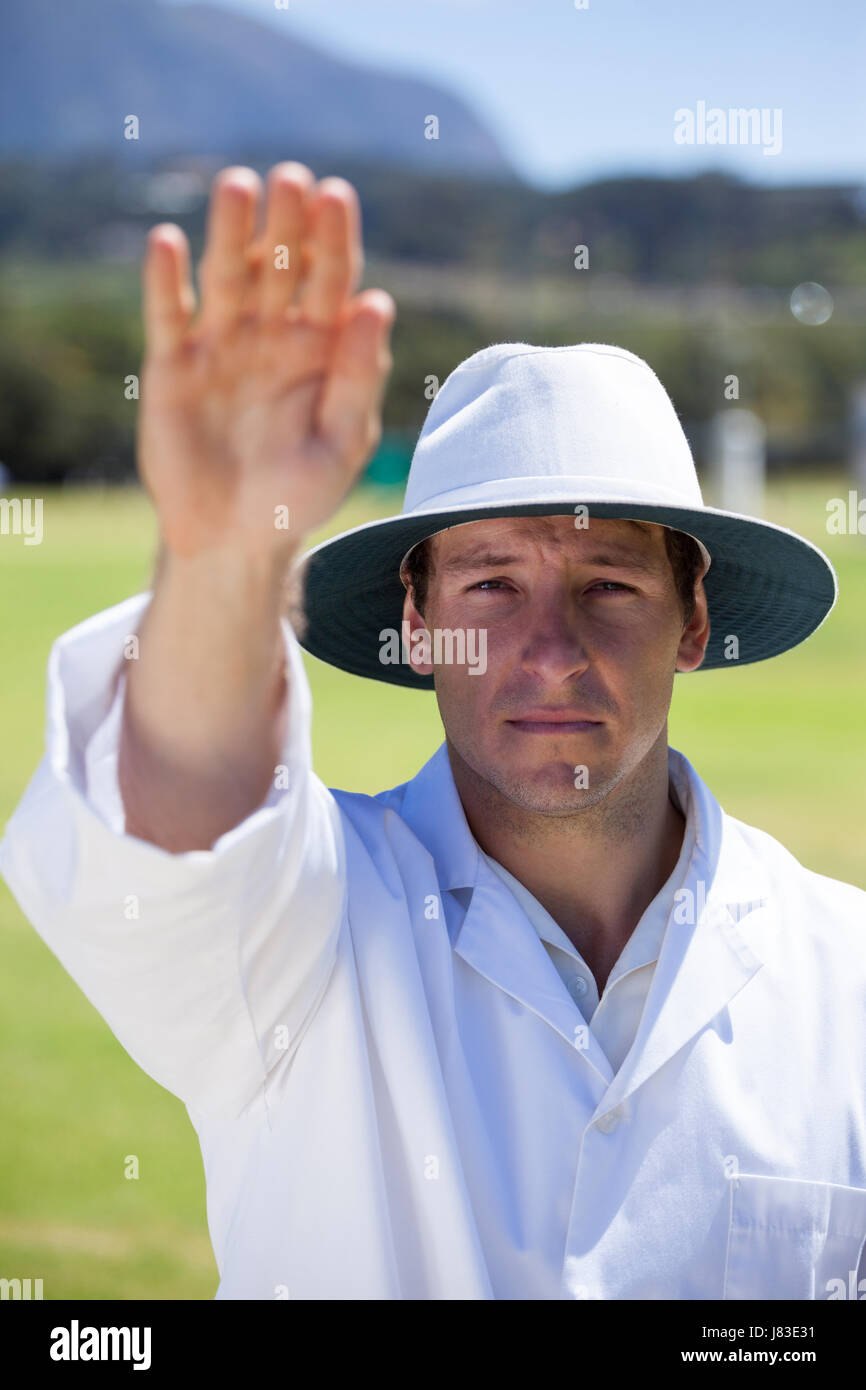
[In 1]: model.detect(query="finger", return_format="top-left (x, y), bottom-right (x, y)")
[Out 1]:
top-left (257, 162), bottom-right (316, 321)
top-left (297, 177), bottom-right (364, 328)
top-left (142, 224), bottom-right (196, 358)
top-left (197, 166), bottom-right (263, 334)
top-left (317, 290), bottom-right (396, 462)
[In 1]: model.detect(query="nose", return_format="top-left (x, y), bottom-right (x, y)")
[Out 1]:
top-left (519, 597), bottom-right (591, 682)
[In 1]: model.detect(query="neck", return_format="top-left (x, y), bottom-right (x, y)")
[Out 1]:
top-left (447, 733), bottom-right (686, 991)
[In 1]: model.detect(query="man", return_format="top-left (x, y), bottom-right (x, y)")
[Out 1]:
top-left (2, 161), bottom-right (865, 1301)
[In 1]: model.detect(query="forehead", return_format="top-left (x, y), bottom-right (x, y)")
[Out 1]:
top-left (431, 514), bottom-right (665, 562)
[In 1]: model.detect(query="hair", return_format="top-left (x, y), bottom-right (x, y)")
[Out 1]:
top-left (400, 522), bottom-right (704, 629)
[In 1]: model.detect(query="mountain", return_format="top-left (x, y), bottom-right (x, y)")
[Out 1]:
top-left (0, 0), bottom-right (516, 178)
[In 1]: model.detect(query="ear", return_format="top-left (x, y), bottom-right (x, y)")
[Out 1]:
top-left (400, 587), bottom-right (434, 678)
top-left (675, 577), bottom-right (711, 673)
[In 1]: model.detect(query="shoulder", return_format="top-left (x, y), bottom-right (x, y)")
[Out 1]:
top-left (328, 776), bottom-right (426, 861)
top-left (330, 777), bottom-right (411, 822)
top-left (731, 813), bottom-right (865, 908)
top-left (726, 811), bottom-right (866, 960)
top-left (320, 775), bottom-right (446, 910)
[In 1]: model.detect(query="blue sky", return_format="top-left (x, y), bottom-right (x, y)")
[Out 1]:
top-left (170, 0), bottom-right (866, 189)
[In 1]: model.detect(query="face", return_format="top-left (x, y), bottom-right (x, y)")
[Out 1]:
top-left (400, 514), bottom-right (710, 815)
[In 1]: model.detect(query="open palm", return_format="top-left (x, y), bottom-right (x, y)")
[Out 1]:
top-left (137, 162), bottom-right (395, 558)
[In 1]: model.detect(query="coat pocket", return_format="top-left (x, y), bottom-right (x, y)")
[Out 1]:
top-left (723, 1173), bottom-right (866, 1300)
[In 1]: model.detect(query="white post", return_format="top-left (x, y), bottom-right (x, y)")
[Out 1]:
top-left (849, 380), bottom-right (866, 504)
top-left (709, 409), bottom-right (767, 517)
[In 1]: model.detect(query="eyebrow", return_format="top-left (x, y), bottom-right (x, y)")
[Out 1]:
top-left (439, 546), bottom-right (661, 577)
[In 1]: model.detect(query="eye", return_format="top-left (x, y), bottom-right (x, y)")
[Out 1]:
top-left (590, 581), bottom-right (633, 594)
top-left (468, 579), bottom-right (512, 592)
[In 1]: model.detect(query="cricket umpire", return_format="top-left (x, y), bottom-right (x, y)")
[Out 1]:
top-left (2, 162), bottom-right (865, 1300)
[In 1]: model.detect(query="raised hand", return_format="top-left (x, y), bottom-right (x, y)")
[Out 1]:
top-left (137, 162), bottom-right (396, 559)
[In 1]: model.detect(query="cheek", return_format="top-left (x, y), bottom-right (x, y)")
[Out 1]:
top-left (433, 656), bottom-right (491, 712)
top-left (594, 606), bottom-right (680, 659)
top-left (620, 645), bottom-right (679, 719)
top-left (428, 636), bottom-right (500, 732)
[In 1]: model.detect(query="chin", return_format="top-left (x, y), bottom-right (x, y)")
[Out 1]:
top-left (501, 764), bottom-right (598, 815)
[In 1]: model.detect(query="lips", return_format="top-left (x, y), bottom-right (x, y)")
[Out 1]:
top-left (509, 710), bottom-right (602, 723)
top-left (505, 713), bottom-right (603, 734)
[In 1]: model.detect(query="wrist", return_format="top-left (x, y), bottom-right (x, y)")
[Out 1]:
top-left (154, 536), bottom-right (300, 614)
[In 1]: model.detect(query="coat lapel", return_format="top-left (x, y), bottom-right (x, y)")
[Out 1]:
top-left (399, 742), bottom-right (615, 1073)
top-left (592, 757), bottom-right (777, 1111)
top-left (452, 865), bottom-right (617, 1081)
top-left (599, 854), bottom-right (771, 1113)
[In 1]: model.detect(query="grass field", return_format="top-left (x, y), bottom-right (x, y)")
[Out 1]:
top-left (1, 475), bottom-right (864, 1298)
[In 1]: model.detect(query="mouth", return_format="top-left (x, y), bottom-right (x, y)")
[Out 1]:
top-left (505, 718), bottom-right (603, 735)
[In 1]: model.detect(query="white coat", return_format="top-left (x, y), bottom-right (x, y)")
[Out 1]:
top-left (1, 593), bottom-right (865, 1300)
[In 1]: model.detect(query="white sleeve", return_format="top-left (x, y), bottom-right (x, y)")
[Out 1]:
top-left (0, 592), bottom-right (346, 1126)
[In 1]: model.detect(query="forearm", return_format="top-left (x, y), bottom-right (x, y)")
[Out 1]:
top-left (118, 542), bottom-right (297, 851)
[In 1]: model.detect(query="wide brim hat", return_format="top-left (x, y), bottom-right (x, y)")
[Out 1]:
top-left (295, 341), bottom-right (838, 690)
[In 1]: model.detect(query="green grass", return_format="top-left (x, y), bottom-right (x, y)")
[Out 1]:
top-left (0, 475), bottom-right (864, 1298)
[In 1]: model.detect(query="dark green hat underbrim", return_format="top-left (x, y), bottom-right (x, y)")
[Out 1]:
top-left (295, 499), bottom-right (838, 690)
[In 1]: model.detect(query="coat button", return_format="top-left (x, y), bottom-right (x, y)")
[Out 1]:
top-left (596, 1107), bottom-right (622, 1133)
